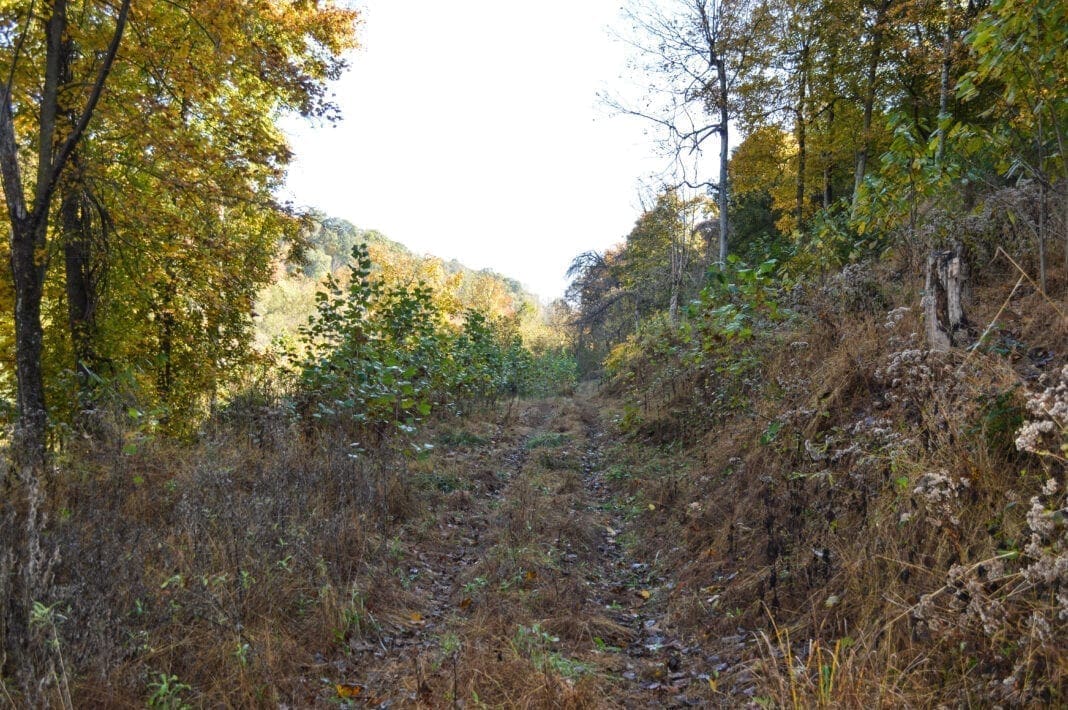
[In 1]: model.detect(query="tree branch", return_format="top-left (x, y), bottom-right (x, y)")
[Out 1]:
top-left (1, 0), bottom-right (37, 115)
top-left (36, 0), bottom-right (130, 220)
top-left (0, 86), bottom-right (28, 223)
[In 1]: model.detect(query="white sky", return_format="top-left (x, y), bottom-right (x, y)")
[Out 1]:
top-left (281, 0), bottom-right (668, 301)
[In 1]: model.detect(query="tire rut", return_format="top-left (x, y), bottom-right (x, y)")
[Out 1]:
top-left (316, 395), bottom-right (747, 708)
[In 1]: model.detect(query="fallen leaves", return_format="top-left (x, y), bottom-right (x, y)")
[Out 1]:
top-left (335, 683), bottom-right (362, 698)
top-left (334, 683), bottom-right (388, 706)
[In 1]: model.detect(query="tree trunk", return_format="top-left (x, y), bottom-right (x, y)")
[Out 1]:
top-left (0, 2), bottom-right (65, 692)
top-left (924, 245), bottom-right (969, 350)
top-left (2, 211), bottom-right (53, 701)
top-left (697, 220), bottom-right (717, 269)
top-left (717, 57), bottom-right (729, 266)
top-left (0, 0), bottom-right (129, 693)
top-left (1036, 115), bottom-right (1047, 294)
top-left (935, 0), bottom-right (953, 164)
top-left (9, 227), bottom-right (50, 469)
top-left (795, 41), bottom-right (809, 230)
top-left (853, 0), bottom-right (891, 210)
top-left (823, 103), bottom-right (835, 208)
top-left (1037, 180), bottom-right (1047, 294)
top-left (60, 21), bottom-right (102, 394)
top-left (62, 178), bottom-right (100, 390)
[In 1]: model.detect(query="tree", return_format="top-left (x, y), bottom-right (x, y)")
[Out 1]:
top-left (757, 0), bottom-right (820, 229)
top-left (53, 1), bottom-right (356, 426)
top-left (0, 1), bottom-right (129, 693)
top-left (1, 0), bottom-right (129, 467)
top-left (958, 0), bottom-right (1067, 292)
top-left (851, 0), bottom-right (894, 207)
top-left (566, 246), bottom-right (630, 368)
top-left (613, 0), bottom-right (773, 267)
top-left (622, 190), bottom-right (711, 323)
top-left (0, 0), bottom-right (358, 692)
top-left (727, 126), bottom-right (790, 256)
top-left (566, 189), bottom-right (711, 361)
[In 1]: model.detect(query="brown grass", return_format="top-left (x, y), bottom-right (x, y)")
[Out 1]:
top-left (3, 256), bottom-right (1065, 707)
top-left (595, 266), bottom-right (1068, 706)
top-left (0, 399), bottom-right (529, 707)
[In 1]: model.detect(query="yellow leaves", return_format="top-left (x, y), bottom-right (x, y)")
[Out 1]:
top-left (524, 570), bottom-right (538, 582)
top-left (335, 683), bottom-right (362, 699)
top-left (335, 683), bottom-right (388, 706)
top-left (408, 612), bottom-right (424, 625)
top-left (636, 589), bottom-right (651, 600)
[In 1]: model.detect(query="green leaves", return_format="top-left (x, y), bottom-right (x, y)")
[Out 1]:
top-left (295, 245), bottom-right (576, 443)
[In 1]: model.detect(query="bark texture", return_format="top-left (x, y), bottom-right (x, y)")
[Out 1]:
top-left (924, 246), bottom-right (970, 351)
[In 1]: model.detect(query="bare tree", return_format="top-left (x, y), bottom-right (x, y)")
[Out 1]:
top-left (607, 0), bottom-right (770, 267)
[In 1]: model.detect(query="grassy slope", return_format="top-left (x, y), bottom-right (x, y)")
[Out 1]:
top-left (597, 261), bottom-right (1068, 706)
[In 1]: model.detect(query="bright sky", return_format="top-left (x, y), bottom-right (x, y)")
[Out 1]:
top-left (281, 0), bottom-right (667, 301)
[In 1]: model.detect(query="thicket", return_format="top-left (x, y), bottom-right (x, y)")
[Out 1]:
top-left (573, 190), bottom-right (1067, 706)
top-left (572, 0), bottom-right (1068, 442)
top-left (291, 243), bottom-right (576, 444)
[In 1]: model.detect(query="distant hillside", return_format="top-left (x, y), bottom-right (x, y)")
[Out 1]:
top-left (255, 211), bottom-right (563, 350)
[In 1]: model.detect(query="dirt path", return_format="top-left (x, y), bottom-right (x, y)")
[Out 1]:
top-left (315, 392), bottom-right (747, 708)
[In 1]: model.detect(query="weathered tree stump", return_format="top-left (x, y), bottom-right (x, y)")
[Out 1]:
top-left (924, 245), bottom-right (970, 351)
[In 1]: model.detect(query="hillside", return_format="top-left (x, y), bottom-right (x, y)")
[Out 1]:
top-left (582, 261), bottom-right (1067, 706)
top-left (255, 212), bottom-right (555, 351)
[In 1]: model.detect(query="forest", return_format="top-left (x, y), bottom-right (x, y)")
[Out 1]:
top-left (0, 0), bottom-right (1065, 707)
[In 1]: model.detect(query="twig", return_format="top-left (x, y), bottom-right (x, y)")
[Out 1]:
top-left (0, 673), bottom-right (16, 709)
top-left (877, 552), bottom-right (1020, 632)
top-left (995, 247), bottom-right (1065, 319)
top-left (874, 554), bottom-right (942, 576)
top-left (960, 274), bottom-right (1024, 369)
top-left (0, 0), bottom-right (36, 115)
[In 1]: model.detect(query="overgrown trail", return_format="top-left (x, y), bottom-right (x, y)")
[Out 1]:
top-left (315, 389), bottom-right (751, 708)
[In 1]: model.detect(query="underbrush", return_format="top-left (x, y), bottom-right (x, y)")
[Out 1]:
top-left (31, 409), bottom-right (432, 706)
top-left (0, 392), bottom-right (515, 706)
top-left (597, 261), bottom-right (1067, 706)
top-left (1, 242), bottom-right (581, 706)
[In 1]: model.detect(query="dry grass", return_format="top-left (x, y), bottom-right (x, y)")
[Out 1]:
top-left (3, 255), bottom-right (1065, 707)
top-left (596, 266), bottom-right (1068, 706)
top-left (0, 398), bottom-right (525, 706)
top-left (2, 390), bottom-right (631, 707)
